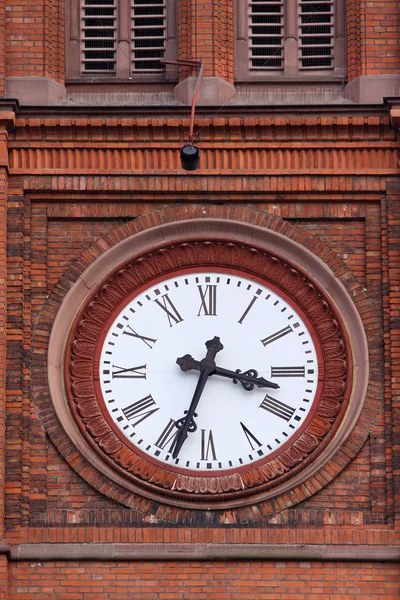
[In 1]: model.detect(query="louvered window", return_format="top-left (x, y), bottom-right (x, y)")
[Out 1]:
top-left (67, 0), bottom-right (177, 81)
top-left (236, 0), bottom-right (345, 79)
top-left (299, 0), bottom-right (334, 70)
top-left (131, 0), bottom-right (166, 74)
top-left (82, 0), bottom-right (117, 75)
top-left (249, 1), bottom-right (284, 72)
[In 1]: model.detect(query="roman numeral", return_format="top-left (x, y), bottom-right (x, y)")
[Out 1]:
top-left (197, 285), bottom-right (217, 316)
top-left (240, 422), bottom-right (262, 451)
top-left (155, 418), bottom-right (179, 453)
top-left (200, 429), bottom-right (217, 461)
top-left (123, 326), bottom-right (157, 349)
top-left (271, 366), bottom-right (305, 378)
top-left (112, 364), bottom-right (147, 379)
top-left (259, 395), bottom-right (296, 422)
top-left (238, 296), bottom-right (258, 324)
top-left (260, 325), bottom-right (293, 346)
top-left (154, 294), bottom-right (183, 327)
top-left (122, 394), bottom-right (159, 427)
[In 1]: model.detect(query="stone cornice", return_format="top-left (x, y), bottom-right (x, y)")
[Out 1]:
top-left (8, 543), bottom-right (400, 563)
top-left (384, 96), bottom-right (400, 130)
top-left (0, 98), bottom-right (18, 130)
top-left (15, 103), bottom-right (388, 119)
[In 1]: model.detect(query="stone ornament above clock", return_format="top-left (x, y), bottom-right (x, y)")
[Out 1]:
top-left (47, 216), bottom-right (370, 510)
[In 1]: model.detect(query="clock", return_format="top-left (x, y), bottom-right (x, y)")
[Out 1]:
top-left (56, 217), bottom-right (367, 511)
top-left (96, 270), bottom-right (321, 474)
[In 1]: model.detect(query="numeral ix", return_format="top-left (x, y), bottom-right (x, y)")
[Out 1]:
top-left (112, 364), bottom-right (146, 379)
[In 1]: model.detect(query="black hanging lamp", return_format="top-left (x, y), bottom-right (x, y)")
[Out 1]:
top-left (180, 144), bottom-right (200, 171)
top-left (160, 58), bottom-right (203, 171)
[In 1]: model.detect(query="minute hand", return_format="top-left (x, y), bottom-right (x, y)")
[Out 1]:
top-left (213, 366), bottom-right (279, 391)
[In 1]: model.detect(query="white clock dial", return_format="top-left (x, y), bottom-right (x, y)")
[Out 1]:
top-left (98, 271), bottom-right (319, 472)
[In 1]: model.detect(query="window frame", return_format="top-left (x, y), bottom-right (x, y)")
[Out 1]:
top-left (66, 0), bottom-right (178, 83)
top-left (235, 0), bottom-right (346, 82)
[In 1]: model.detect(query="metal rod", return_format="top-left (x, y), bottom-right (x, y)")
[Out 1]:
top-left (160, 59), bottom-right (204, 142)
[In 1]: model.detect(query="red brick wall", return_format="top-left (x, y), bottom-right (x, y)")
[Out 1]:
top-left (0, 0), bottom-right (6, 95)
top-left (347, 0), bottom-right (400, 81)
top-left (177, 0), bottom-right (234, 82)
top-left (13, 203), bottom-right (379, 529)
top-left (5, 0), bottom-right (64, 82)
top-left (7, 561), bottom-right (400, 600)
top-left (1, 2), bottom-right (400, 595)
top-left (5, 0), bottom-right (400, 88)
top-left (0, 144), bottom-right (9, 600)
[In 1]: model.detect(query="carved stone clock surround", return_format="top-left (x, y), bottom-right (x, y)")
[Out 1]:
top-left (45, 216), bottom-right (369, 511)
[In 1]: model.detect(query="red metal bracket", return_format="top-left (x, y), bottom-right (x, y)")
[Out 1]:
top-left (160, 59), bottom-right (204, 143)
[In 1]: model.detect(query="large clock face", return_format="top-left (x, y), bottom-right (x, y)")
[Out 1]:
top-left (97, 270), bottom-right (321, 473)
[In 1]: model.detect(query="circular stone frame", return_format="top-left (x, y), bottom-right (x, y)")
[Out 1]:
top-left (47, 218), bottom-right (369, 510)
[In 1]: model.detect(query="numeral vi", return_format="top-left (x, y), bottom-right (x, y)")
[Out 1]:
top-left (200, 430), bottom-right (217, 461)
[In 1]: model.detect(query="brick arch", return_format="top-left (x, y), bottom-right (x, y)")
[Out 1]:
top-left (32, 205), bottom-right (380, 524)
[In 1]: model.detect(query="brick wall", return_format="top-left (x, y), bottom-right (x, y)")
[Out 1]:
top-left (4, 1), bottom-right (400, 88)
top-left (7, 561), bottom-right (400, 600)
top-left (5, 0), bottom-right (63, 81)
top-left (1, 1), bottom-right (400, 598)
top-left (347, 0), bottom-right (400, 81)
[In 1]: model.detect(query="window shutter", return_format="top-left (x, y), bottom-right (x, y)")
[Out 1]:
top-left (81, 0), bottom-right (117, 76)
top-left (298, 0), bottom-right (334, 70)
top-left (131, 0), bottom-right (167, 74)
top-left (248, 0), bottom-right (284, 72)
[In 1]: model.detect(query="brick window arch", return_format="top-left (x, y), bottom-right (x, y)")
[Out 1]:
top-left (235, 0), bottom-right (346, 80)
top-left (66, 0), bottom-right (178, 81)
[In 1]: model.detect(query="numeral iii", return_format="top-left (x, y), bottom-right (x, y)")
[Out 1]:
top-left (271, 366), bottom-right (305, 378)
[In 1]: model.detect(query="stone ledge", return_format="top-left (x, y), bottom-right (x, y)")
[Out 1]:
top-left (9, 543), bottom-right (400, 562)
top-left (6, 77), bottom-right (66, 106)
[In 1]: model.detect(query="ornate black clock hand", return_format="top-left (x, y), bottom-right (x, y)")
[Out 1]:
top-left (176, 354), bottom-right (279, 391)
top-left (173, 337), bottom-right (224, 459)
top-left (213, 366), bottom-right (279, 391)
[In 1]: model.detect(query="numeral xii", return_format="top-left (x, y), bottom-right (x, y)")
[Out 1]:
top-left (197, 285), bottom-right (217, 316)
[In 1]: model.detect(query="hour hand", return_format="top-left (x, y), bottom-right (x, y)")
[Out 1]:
top-left (214, 366), bottom-right (279, 391)
top-left (176, 355), bottom-right (279, 391)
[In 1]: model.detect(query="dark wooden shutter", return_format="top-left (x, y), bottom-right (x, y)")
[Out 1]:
top-left (248, 0), bottom-right (284, 72)
top-left (131, 0), bottom-right (167, 74)
top-left (81, 0), bottom-right (117, 76)
top-left (298, 0), bottom-right (334, 71)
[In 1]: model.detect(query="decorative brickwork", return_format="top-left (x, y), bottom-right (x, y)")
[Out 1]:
top-left (1, 2), bottom-right (400, 597)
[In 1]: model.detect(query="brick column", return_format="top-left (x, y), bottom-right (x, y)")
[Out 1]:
top-left (174, 0), bottom-right (235, 105)
top-left (386, 183), bottom-right (400, 541)
top-left (5, 0), bottom-right (65, 104)
top-left (0, 101), bottom-right (16, 600)
top-left (345, 0), bottom-right (400, 102)
top-left (0, 0), bottom-right (5, 96)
